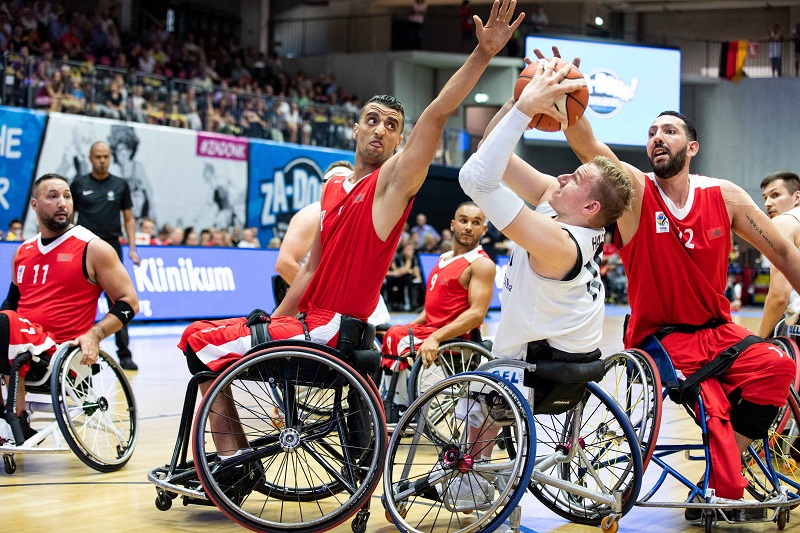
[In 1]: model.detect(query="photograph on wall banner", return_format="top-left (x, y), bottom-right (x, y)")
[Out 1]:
top-left (24, 113), bottom-right (248, 236)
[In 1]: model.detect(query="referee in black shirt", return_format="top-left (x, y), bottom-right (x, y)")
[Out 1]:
top-left (71, 141), bottom-right (140, 370)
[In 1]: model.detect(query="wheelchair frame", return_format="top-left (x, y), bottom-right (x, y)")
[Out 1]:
top-left (0, 344), bottom-right (138, 474)
top-left (614, 335), bottom-right (800, 532)
top-left (148, 339), bottom-right (387, 533)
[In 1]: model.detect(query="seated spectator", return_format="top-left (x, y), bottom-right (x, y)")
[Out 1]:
top-left (419, 233), bottom-right (441, 254)
top-left (267, 237), bottom-right (281, 249)
top-left (135, 217), bottom-right (159, 246)
top-left (238, 227), bottom-right (261, 248)
top-left (411, 213), bottom-right (440, 245)
top-left (385, 243), bottom-right (424, 312)
top-left (380, 203), bottom-right (495, 422)
top-left (168, 226), bottom-right (185, 246)
top-left (130, 84), bottom-right (146, 122)
top-left (5, 219), bottom-right (23, 241)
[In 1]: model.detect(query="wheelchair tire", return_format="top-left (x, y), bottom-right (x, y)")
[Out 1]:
top-left (384, 371), bottom-right (535, 533)
top-left (528, 382), bottom-right (643, 525)
top-left (50, 347), bottom-right (138, 472)
top-left (742, 387), bottom-right (800, 501)
top-left (601, 349), bottom-right (662, 470)
top-left (407, 341), bottom-right (494, 446)
top-left (192, 344), bottom-right (386, 533)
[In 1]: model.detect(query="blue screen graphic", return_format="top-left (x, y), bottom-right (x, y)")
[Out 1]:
top-left (523, 36), bottom-right (681, 147)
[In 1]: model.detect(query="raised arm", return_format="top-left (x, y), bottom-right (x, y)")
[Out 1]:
top-left (376, 0), bottom-right (524, 211)
top-left (460, 59), bottom-right (588, 279)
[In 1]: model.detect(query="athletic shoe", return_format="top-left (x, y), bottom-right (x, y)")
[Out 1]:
top-left (445, 471), bottom-right (495, 512)
top-left (16, 411), bottom-right (38, 443)
top-left (119, 357), bottom-right (138, 371)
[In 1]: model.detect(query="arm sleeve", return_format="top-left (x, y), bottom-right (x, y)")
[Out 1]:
top-left (458, 107), bottom-right (530, 231)
top-left (1, 283), bottom-right (20, 311)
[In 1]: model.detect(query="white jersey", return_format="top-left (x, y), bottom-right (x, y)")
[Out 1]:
top-left (781, 206), bottom-right (800, 319)
top-left (493, 203), bottom-right (605, 359)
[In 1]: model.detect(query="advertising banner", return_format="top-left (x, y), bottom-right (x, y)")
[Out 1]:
top-left (247, 139), bottom-right (353, 245)
top-left (25, 113), bottom-right (248, 236)
top-left (0, 241), bottom-right (278, 322)
top-left (419, 252), bottom-right (509, 310)
top-left (0, 106), bottom-right (47, 234)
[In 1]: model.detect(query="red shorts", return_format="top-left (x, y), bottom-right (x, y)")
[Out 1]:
top-left (0, 310), bottom-right (59, 377)
top-left (661, 321), bottom-right (796, 499)
top-left (178, 310), bottom-right (341, 373)
top-left (380, 324), bottom-right (471, 371)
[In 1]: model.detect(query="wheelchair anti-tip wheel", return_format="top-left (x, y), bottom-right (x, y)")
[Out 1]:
top-left (528, 382), bottom-right (644, 525)
top-left (51, 347), bottom-right (138, 472)
top-left (192, 344), bottom-right (386, 533)
top-left (600, 349), bottom-right (662, 470)
top-left (407, 341), bottom-right (494, 445)
top-left (383, 371), bottom-right (535, 533)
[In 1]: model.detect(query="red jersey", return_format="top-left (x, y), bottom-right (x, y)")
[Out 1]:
top-left (424, 246), bottom-right (490, 329)
top-left (15, 226), bottom-right (103, 343)
top-left (619, 174), bottom-right (732, 348)
top-left (300, 168), bottom-right (413, 321)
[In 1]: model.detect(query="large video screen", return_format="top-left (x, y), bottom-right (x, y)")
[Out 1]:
top-left (523, 36), bottom-right (681, 147)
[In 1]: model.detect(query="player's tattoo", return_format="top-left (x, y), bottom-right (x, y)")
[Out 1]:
top-left (745, 213), bottom-right (777, 251)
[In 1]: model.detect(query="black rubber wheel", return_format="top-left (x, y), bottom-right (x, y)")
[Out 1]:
top-left (3, 455), bottom-right (15, 474)
top-left (155, 492), bottom-right (172, 511)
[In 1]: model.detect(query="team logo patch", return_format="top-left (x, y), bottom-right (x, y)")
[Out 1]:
top-left (706, 226), bottom-right (724, 239)
top-left (107, 191), bottom-right (115, 201)
top-left (655, 212), bottom-right (669, 233)
top-left (58, 253), bottom-right (73, 262)
top-left (16, 265), bottom-right (24, 283)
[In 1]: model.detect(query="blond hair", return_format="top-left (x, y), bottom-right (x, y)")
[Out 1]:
top-left (587, 156), bottom-right (633, 228)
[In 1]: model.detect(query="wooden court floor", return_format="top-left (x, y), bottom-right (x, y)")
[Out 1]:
top-left (2, 309), bottom-right (797, 533)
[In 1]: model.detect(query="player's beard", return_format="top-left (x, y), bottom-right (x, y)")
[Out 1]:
top-left (648, 143), bottom-right (688, 180)
top-left (41, 212), bottom-right (70, 232)
top-left (454, 231), bottom-right (480, 248)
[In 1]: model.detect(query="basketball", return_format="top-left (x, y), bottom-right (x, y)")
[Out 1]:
top-left (513, 58), bottom-right (589, 132)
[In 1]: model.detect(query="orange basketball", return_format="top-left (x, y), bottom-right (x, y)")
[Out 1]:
top-left (513, 58), bottom-right (589, 132)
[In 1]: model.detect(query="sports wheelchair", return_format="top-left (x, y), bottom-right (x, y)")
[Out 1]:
top-left (0, 344), bottom-right (138, 474)
top-left (148, 318), bottom-right (387, 533)
top-left (382, 346), bottom-right (644, 533)
top-left (602, 333), bottom-right (800, 532)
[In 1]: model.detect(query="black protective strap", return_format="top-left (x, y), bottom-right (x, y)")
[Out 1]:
top-left (246, 308), bottom-right (272, 346)
top-left (677, 335), bottom-right (764, 406)
top-left (297, 312), bottom-right (312, 342)
top-left (407, 327), bottom-right (416, 359)
top-left (108, 300), bottom-right (135, 326)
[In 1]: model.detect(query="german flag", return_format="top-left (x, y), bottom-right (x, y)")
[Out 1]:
top-left (719, 40), bottom-right (748, 82)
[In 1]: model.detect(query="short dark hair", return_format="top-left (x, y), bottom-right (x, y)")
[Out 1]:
top-left (32, 173), bottom-right (68, 197)
top-left (657, 110), bottom-right (697, 142)
top-left (760, 171), bottom-right (800, 194)
top-left (361, 95), bottom-right (405, 122)
top-left (8, 218), bottom-right (22, 227)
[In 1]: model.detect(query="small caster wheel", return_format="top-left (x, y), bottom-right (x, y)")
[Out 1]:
top-left (155, 492), bottom-right (172, 511)
top-left (777, 508), bottom-right (788, 530)
top-left (3, 455), bottom-right (15, 475)
top-left (600, 515), bottom-right (619, 533)
top-left (703, 512), bottom-right (714, 533)
top-left (783, 458), bottom-right (797, 473)
top-left (351, 509), bottom-right (369, 533)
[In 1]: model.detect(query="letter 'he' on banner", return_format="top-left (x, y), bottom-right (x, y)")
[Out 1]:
top-left (719, 40), bottom-right (748, 82)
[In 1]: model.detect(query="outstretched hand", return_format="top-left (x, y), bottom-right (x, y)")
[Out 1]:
top-left (474, 0), bottom-right (525, 56)
top-left (516, 57), bottom-right (586, 125)
top-left (532, 46), bottom-right (581, 69)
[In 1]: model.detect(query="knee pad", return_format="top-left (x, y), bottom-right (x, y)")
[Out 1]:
top-left (184, 346), bottom-right (211, 375)
top-left (730, 398), bottom-right (780, 440)
top-left (0, 312), bottom-right (8, 375)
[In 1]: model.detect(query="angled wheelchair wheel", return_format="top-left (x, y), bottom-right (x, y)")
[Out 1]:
top-left (50, 347), bottom-right (138, 472)
top-left (529, 382), bottom-right (643, 525)
top-left (408, 341), bottom-right (494, 445)
top-left (743, 387), bottom-right (800, 501)
top-left (600, 349), bottom-right (662, 470)
top-left (384, 371), bottom-right (535, 533)
top-left (192, 344), bottom-right (386, 533)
